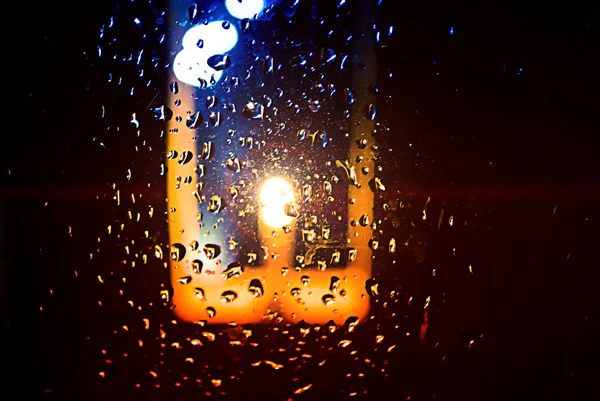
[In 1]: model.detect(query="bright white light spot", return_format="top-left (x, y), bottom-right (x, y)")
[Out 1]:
top-left (173, 21), bottom-right (238, 88)
top-left (259, 177), bottom-right (295, 227)
top-left (225, 0), bottom-right (265, 20)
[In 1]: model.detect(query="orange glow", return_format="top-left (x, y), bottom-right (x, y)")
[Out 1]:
top-left (166, 83), bottom-right (373, 325)
top-left (166, 2), bottom-right (375, 326)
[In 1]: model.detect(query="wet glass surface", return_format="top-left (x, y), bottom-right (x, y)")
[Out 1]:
top-left (1, 1), bottom-right (599, 400)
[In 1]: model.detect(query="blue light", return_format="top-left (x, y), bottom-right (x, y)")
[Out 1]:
top-left (340, 54), bottom-right (348, 70)
top-left (449, 26), bottom-right (454, 35)
top-left (225, 0), bottom-right (265, 20)
top-left (174, 21), bottom-right (239, 88)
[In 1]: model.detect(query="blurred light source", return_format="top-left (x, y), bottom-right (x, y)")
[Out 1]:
top-left (173, 21), bottom-right (238, 87)
top-left (225, 0), bottom-right (265, 19)
top-left (259, 177), bottom-right (295, 227)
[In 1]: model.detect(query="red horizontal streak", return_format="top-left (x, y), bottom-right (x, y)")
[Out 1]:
top-left (1, 185), bottom-right (599, 200)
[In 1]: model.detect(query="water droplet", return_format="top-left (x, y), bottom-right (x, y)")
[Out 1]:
top-left (170, 81), bottom-right (179, 94)
top-left (340, 53), bottom-right (349, 70)
top-left (222, 21), bottom-right (231, 30)
top-left (178, 275), bottom-right (192, 285)
top-left (167, 150), bottom-right (178, 160)
top-left (155, 245), bottom-right (164, 259)
top-left (290, 54), bottom-right (307, 67)
top-left (320, 47), bottom-right (337, 65)
top-left (302, 229), bottom-right (316, 243)
top-left (160, 287), bottom-right (174, 302)
top-left (220, 290), bottom-right (238, 303)
top-left (389, 238), bottom-right (396, 254)
top-left (178, 150), bottom-right (193, 164)
top-left (209, 112), bottom-right (222, 127)
top-left (345, 316), bottom-right (359, 331)
top-left (336, 160), bottom-right (359, 187)
top-left (329, 276), bottom-right (341, 293)
top-left (248, 279), bottom-right (264, 298)
top-left (348, 248), bottom-right (358, 262)
top-left (226, 157), bottom-right (241, 173)
top-left (200, 142), bottom-right (213, 160)
top-left (365, 278), bottom-right (379, 296)
top-left (365, 104), bottom-right (376, 120)
top-left (170, 243), bottom-right (186, 261)
top-left (242, 102), bottom-right (265, 119)
top-left (206, 306), bottom-right (216, 318)
top-left (284, 202), bottom-right (299, 217)
top-left (329, 250), bottom-right (342, 265)
top-left (309, 100), bottom-right (321, 112)
top-left (222, 262), bottom-right (243, 279)
top-left (241, 18), bottom-right (251, 33)
top-left (302, 184), bottom-right (312, 201)
top-left (369, 177), bottom-right (386, 192)
top-left (205, 95), bottom-right (218, 108)
top-left (208, 195), bottom-right (223, 213)
top-left (188, 4), bottom-right (201, 24)
top-left (186, 111), bottom-right (204, 129)
top-left (153, 105), bottom-right (173, 121)
top-left (263, 55), bottom-right (274, 74)
top-left (301, 275), bottom-right (310, 285)
top-left (203, 244), bottom-right (221, 260)
top-left (193, 287), bottom-right (205, 300)
top-left (290, 287), bottom-right (302, 297)
top-left (247, 252), bottom-right (258, 264)
top-left (344, 88), bottom-right (355, 104)
top-left (359, 214), bottom-right (370, 227)
top-left (207, 54), bottom-right (232, 71)
top-left (322, 294), bottom-right (336, 306)
top-left (192, 259), bottom-right (203, 274)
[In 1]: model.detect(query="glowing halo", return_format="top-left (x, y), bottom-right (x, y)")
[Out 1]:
top-left (225, 0), bottom-right (265, 20)
top-left (173, 21), bottom-right (238, 87)
top-left (259, 177), bottom-right (295, 227)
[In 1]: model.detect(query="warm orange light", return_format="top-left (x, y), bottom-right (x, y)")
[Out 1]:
top-left (166, 0), bottom-right (376, 326)
top-left (259, 177), bottom-right (295, 227)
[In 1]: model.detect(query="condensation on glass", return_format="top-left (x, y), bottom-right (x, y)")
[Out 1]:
top-left (166, 0), bottom-right (377, 325)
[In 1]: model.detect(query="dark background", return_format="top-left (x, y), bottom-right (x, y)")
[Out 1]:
top-left (2, 0), bottom-right (599, 400)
